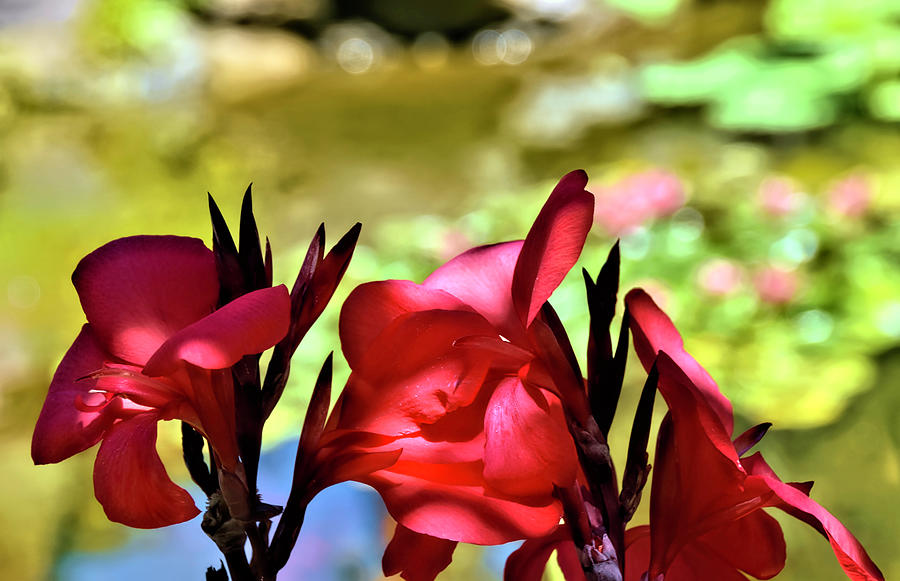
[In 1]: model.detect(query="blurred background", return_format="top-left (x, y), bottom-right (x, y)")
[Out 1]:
top-left (1, 0), bottom-right (899, 579)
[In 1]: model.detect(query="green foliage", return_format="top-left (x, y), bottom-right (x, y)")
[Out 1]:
top-left (640, 0), bottom-right (900, 131)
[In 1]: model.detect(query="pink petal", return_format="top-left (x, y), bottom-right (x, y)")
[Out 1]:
top-left (364, 459), bottom-right (563, 545)
top-left (512, 170), bottom-right (594, 327)
top-left (73, 236), bottom-right (218, 365)
top-left (340, 280), bottom-right (472, 369)
top-left (423, 241), bottom-right (526, 342)
top-left (483, 377), bottom-right (578, 498)
top-left (32, 325), bottom-right (118, 464)
top-left (93, 413), bottom-right (200, 528)
top-left (383, 524), bottom-right (457, 581)
top-left (337, 309), bottom-right (496, 436)
top-left (743, 453), bottom-right (884, 581)
top-left (143, 285), bottom-right (290, 376)
top-left (625, 288), bottom-right (734, 434)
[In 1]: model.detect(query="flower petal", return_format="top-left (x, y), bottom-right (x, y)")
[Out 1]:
top-left (364, 459), bottom-right (562, 545)
top-left (143, 285), bottom-right (290, 376)
top-left (504, 526), bottom-right (575, 581)
top-left (93, 413), bottom-right (200, 528)
top-left (340, 280), bottom-right (472, 369)
top-left (744, 453), bottom-right (884, 581)
top-left (73, 236), bottom-right (218, 365)
top-left (423, 241), bottom-right (526, 342)
top-left (512, 170), bottom-right (595, 327)
top-left (483, 377), bottom-right (578, 498)
top-left (383, 524), bottom-right (457, 581)
top-left (625, 288), bottom-right (734, 434)
top-left (338, 309), bottom-right (496, 436)
top-left (694, 510), bottom-right (785, 579)
top-left (624, 526), bottom-right (652, 581)
top-left (32, 325), bottom-right (118, 464)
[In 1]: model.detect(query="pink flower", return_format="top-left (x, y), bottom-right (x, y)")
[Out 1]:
top-left (827, 173), bottom-right (871, 218)
top-left (32, 236), bottom-right (290, 528)
top-left (758, 176), bottom-right (806, 218)
top-left (594, 169), bottom-right (685, 236)
top-left (334, 171), bottom-right (595, 577)
top-left (753, 266), bottom-right (799, 304)
top-left (697, 258), bottom-right (744, 296)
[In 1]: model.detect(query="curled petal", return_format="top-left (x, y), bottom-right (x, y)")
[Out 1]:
top-left (383, 524), bottom-right (457, 581)
top-left (744, 453), bottom-right (884, 581)
top-left (314, 448), bottom-right (402, 490)
top-left (338, 310), bottom-right (496, 436)
top-left (93, 413), bottom-right (199, 528)
top-left (144, 285), bottom-right (290, 376)
top-left (365, 459), bottom-right (562, 545)
top-left (424, 241), bottom-right (526, 342)
top-left (625, 288), bottom-right (733, 434)
top-left (483, 378), bottom-right (578, 498)
top-left (513, 170), bottom-right (595, 327)
top-left (339, 280), bottom-right (471, 369)
top-left (32, 326), bottom-right (117, 464)
top-left (73, 236), bottom-right (218, 365)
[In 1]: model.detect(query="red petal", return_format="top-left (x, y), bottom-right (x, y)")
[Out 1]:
top-left (383, 524), bottom-right (457, 581)
top-left (423, 241), bottom-right (526, 342)
top-left (744, 453), bottom-right (885, 581)
top-left (694, 510), bottom-right (785, 579)
top-left (512, 170), bottom-right (595, 327)
top-left (93, 413), bottom-right (200, 528)
top-left (663, 543), bottom-right (758, 581)
top-left (365, 459), bottom-right (562, 545)
top-left (624, 526), bottom-right (652, 581)
top-left (73, 236), bottom-right (218, 365)
top-left (32, 325), bottom-right (118, 464)
top-left (648, 359), bottom-right (769, 578)
top-left (339, 279), bottom-right (472, 369)
top-left (143, 285), bottom-right (290, 376)
top-left (625, 288), bottom-right (733, 434)
top-left (504, 526), bottom-right (574, 581)
top-left (337, 309), bottom-right (496, 436)
top-left (314, 448), bottom-right (402, 489)
top-left (556, 539), bottom-right (588, 581)
top-left (483, 378), bottom-right (578, 497)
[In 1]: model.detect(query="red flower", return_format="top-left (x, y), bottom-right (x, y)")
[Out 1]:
top-left (32, 236), bottom-right (290, 528)
top-left (623, 289), bottom-right (883, 581)
top-left (334, 171), bottom-right (594, 576)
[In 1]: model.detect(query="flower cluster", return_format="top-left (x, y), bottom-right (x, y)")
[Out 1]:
top-left (32, 175), bottom-right (883, 581)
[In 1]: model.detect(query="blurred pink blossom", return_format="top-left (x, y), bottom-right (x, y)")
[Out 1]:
top-left (757, 176), bottom-right (806, 217)
top-left (697, 259), bottom-right (744, 296)
top-left (753, 266), bottom-right (799, 304)
top-left (593, 169), bottom-right (685, 236)
top-left (438, 229), bottom-right (474, 261)
top-left (827, 173), bottom-right (871, 218)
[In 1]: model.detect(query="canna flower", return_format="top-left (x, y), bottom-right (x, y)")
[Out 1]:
top-left (623, 289), bottom-right (883, 581)
top-left (32, 236), bottom-right (290, 528)
top-left (334, 171), bottom-right (595, 577)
